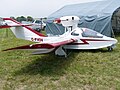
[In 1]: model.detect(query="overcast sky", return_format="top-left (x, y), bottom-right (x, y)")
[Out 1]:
top-left (0, 0), bottom-right (102, 18)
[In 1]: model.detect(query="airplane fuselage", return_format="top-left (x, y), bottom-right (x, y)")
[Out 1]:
top-left (64, 28), bottom-right (117, 50)
top-left (44, 27), bottom-right (117, 50)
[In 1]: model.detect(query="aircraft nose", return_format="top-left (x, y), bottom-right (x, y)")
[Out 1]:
top-left (110, 38), bottom-right (118, 44)
top-left (112, 38), bottom-right (117, 43)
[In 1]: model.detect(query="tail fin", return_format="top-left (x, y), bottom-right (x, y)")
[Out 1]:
top-left (3, 18), bottom-right (45, 41)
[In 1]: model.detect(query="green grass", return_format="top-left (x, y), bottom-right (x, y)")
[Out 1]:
top-left (1, 29), bottom-right (120, 90)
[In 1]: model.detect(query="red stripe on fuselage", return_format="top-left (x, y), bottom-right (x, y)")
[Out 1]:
top-left (67, 39), bottom-right (114, 45)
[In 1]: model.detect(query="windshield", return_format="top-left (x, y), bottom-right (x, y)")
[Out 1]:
top-left (82, 28), bottom-right (103, 38)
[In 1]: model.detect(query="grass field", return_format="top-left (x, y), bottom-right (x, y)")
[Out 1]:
top-left (1, 29), bottom-right (120, 90)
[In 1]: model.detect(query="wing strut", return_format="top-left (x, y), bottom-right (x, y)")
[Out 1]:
top-left (55, 46), bottom-right (67, 57)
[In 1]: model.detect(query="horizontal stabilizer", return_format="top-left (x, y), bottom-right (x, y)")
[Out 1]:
top-left (0, 24), bottom-right (32, 29)
top-left (0, 18), bottom-right (32, 29)
top-left (1, 18), bottom-right (46, 41)
top-left (0, 25), bottom-right (11, 28)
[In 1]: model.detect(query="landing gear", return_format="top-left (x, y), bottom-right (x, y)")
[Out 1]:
top-left (107, 46), bottom-right (113, 51)
top-left (55, 46), bottom-right (67, 57)
top-left (107, 44), bottom-right (115, 51)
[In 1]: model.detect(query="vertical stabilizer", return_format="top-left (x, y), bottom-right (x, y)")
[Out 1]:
top-left (3, 18), bottom-right (45, 41)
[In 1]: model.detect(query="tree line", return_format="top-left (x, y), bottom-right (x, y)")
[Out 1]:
top-left (10, 16), bottom-right (47, 22)
top-left (10, 16), bottom-right (34, 22)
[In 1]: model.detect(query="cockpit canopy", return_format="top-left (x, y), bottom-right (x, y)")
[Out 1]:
top-left (71, 28), bottom-right (103, 38)
top-left (82, 28), bottom-right (103, 38)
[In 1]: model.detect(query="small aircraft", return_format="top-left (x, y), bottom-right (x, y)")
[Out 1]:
top-left (0, 16), bottom-right (117, 57)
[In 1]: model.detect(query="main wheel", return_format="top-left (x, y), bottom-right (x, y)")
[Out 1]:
top-left (107, 46), bottom-right (113, 52)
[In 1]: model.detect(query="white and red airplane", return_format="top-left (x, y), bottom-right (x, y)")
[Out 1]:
top-left (0, 16), bottom-right (117, 57)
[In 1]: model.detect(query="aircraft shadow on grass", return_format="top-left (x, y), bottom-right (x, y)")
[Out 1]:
top-left (14, 52), bottom-right (77, 76)
top-left (13, 49), bottom-right (110, 76)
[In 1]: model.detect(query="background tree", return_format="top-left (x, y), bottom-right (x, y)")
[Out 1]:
top-left (16, 17), bottom-right (21, 22)
top-left (27, 16), bottom-right (34, 22)
top-left (20, 16), bottom-right (27, 21)
top-left (16, 16), bottom-right (26, 22)
top-left (10, 16), bottom-right (16, 20)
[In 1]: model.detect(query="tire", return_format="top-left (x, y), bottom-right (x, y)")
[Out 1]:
top-left (107, 46), bottom-right (113, 52)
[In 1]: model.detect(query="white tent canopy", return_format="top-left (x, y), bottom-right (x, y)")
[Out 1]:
top-left (46, 0), bottom-right (120, 37)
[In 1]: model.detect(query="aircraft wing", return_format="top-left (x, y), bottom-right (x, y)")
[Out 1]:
top-left (3, 38), bottom-right (76, 54)
top-left (50, 38), bottom-right (76, 47)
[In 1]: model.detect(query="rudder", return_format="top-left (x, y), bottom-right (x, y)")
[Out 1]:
top-left (3, 18), bottom-right (45, 41)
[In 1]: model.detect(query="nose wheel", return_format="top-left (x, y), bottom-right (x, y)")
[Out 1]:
top-left (107, 46), bottom-right (113, 51)
top-left (107, 44), bottom-right (115, 51)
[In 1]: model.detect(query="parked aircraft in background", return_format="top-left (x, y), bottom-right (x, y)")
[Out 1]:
top-left (22, 19), bottom-right (46, 32)
top-left (0, 16), bottom-right (117, 57)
